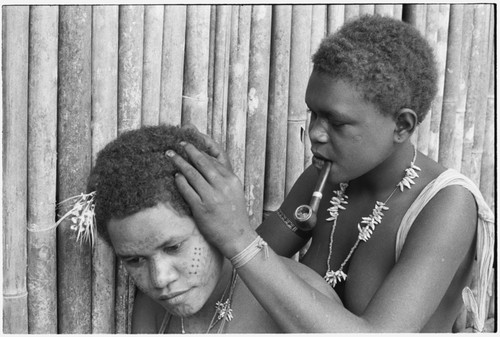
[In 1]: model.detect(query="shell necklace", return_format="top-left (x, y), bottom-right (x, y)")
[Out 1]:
top-left (324, 146), bottom-right (421, 288)
top-left (181, 268), bottom-right (238, 333)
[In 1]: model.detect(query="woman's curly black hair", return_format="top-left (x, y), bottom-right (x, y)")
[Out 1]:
top-left (87, 125), bottom-right (209, 244)
top-left (312, 15), bottom-right (438, 123)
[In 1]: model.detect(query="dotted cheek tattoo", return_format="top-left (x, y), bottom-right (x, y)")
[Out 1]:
top-left (189, 246), bottom-right (202, 275)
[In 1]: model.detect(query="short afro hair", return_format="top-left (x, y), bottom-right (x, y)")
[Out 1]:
top-left (87, 125), bottom-right (209, 244)
top-left (312, 15), bottom-right (438, 123)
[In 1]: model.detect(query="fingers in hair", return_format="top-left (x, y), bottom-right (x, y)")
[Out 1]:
top-left (174, 172), bottom-right (202, 206)
top-left (180, 142), bottom-right (228, 180)
top-left (166, 149), bottom-right (212, 195)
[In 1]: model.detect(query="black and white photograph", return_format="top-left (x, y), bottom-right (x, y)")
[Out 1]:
top-left (2, 2), bottom-right (496, 334)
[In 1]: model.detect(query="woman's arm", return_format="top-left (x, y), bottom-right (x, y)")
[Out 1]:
top-left (257, 165), bottom-right (320, 257)
top-left (168, 142), bottom-right (477, 332)
top-left (243, 185), bottom-right (477, 332)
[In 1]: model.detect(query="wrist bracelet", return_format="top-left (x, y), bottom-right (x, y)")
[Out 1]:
top-left (230, 235), bottom-right (269, 269)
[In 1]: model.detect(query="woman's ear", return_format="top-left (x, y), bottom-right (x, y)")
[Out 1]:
top-left (393, 108), bottom-right (418, 143)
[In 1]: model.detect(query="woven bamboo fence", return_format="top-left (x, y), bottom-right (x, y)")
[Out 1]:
top-left (2, 4), bottom-right (495, 333)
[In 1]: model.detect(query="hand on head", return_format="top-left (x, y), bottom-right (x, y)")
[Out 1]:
top-left (167, 141), bottom-right (256, 259)
top-left (180, 123), bottom-right (233, 172)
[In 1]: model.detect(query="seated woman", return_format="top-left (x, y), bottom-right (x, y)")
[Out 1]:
top-left (85, 125), bottom-right (339, 333)
top-left (166, 16), bottom-right (494, 333)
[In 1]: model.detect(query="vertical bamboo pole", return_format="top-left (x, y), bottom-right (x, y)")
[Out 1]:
top-left (327, 5), bottom-right (344, 34)
top-left (57, 5), bottom-right (92, 333)
top-left (227, 5), bottom-right (251, 182)
top-left (457, 9), bottom-right (476, 325)
top-left (210, 5), bottom-right (231, 147)
top-left (359, 4), bottom-right (375, 16)
top-left (375, 4), bottom-right (394, 17)
top-left (285, 5), bottom-right (311, 194)
top-left (469, 4), bottom-right (491, 186)
top-left (438, 4), bottom-right (463, 169)
top-left (452, 6), bottom-right (474, 171)
top-left (404, 4), bottom-right (427, 34)
top-left (305, 5), bottom-right (327, 168)
top-left (467, 9), bottom-right (494, 325)
top-left (114, 262), bottom-right (133, 334)
top-left (183, 5), bottom-right (211, 132)
top-left (263, 5), bottom-right (292, 216)
top-left (405, 4), bottom-right (428, 149)
top-left (478, 23), bottom-right (495, 324)
top-left (91, 5), bottom-right (119, 333)
top-left (393, 5), bottom-right (403, 20)
top-left (116, 5), bottom-right (145, 333)
top-left (344, 4), bottom-right (359, 21)
top-left (461, 5), bottom-right (489, 181)
top-left (27, 6), bottom-right (58, 334)
top-left (128, 280), bottom-right (136, 333)
top-left (416, 5), bottom-right (438, 155)
top-left (244, 5), bottom-right (272, 229)
top-left (2, 6), bottom-right (29, 334)
top-left (310, 5), bottom-right (327, 60)
top-left (142, 6), bottom-right (164, 126)
top-left (427, 5), bottom-right (449, 161)
top-left (118, 5), bottom-right (144, 132)
top-left (159, 5), bottom-right (186, 126)
top-left (479, 11), bottom-right (495, 211)
top-left (207, 6), bottom-right (216, 138)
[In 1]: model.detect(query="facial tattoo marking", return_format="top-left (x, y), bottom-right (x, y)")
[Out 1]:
top-left (190, 246), bottom-right (202, 275)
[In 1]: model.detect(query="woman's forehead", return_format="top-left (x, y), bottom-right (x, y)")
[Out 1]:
top-left (107, 203), bottom-right (198, 254)
top-left (306, 73), bottom-right (380, 118)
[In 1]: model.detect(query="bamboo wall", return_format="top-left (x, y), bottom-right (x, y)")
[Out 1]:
top-left (2, 4), bottom-right (495, 333)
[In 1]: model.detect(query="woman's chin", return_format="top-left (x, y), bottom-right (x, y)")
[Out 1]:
top-left (164, 303), bottom-right (200, 318)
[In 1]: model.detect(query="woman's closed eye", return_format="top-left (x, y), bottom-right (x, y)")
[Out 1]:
top-left (329, 119), bottom-right (346, 127)
top-left (124, 256), bottom-right (146, 266)
top-left (323, 112), bottom-right (348, 127)
top-left (309, 109), bottom-right (346, 128)
top-left (163, 242), bottom-right (183, 254)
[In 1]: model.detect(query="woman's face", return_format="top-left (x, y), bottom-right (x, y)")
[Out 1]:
top-left (305, 70), bottom-right (397, 184)
top-left (107, 203), bottom-right (224, 317)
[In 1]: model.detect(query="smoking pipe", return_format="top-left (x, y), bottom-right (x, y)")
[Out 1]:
top-left (293, 161), bottom-right (332, 231)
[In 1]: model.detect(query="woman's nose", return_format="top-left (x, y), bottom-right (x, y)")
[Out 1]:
top-left (149, 256), bottom-right (178, 289)
top-left (309, 117), bottom-right (329, 143)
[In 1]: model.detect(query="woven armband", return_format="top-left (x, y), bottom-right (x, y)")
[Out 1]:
top-left (276, 208), bottom-right (311, 239)
top-left (230, 236), bottom-right (269, 269)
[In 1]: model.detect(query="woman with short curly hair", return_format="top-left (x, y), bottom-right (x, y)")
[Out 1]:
top-left (87, 125), bottom-right (338, 333)
top-left (168, 15), bottom-right (493, 332)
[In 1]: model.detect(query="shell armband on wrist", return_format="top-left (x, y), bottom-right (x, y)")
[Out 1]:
top-left (230, 236), bottom-right (269, 269)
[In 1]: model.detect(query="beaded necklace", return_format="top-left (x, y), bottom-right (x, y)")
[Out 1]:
top-left (324, 146), bottom-right (421, 288)
top-left (180, 268), bottom-right (238, 333)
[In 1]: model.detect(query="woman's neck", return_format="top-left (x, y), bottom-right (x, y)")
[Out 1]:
top-left (180, 259), bottom-right (234, 333)
top-left (350, 141), bottom-right (417, 197)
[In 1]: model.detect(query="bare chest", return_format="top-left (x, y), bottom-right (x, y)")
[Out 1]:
top-left (300, 189), bottom-right (413, 313)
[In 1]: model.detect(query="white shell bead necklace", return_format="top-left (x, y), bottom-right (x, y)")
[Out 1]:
top-left (324, 146), bottom-right (421, 288)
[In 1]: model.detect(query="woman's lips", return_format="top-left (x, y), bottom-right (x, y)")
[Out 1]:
top-left (312, 155), bottom-right (327, 168)
top-left (159, 289), bottom-right (190, 303)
